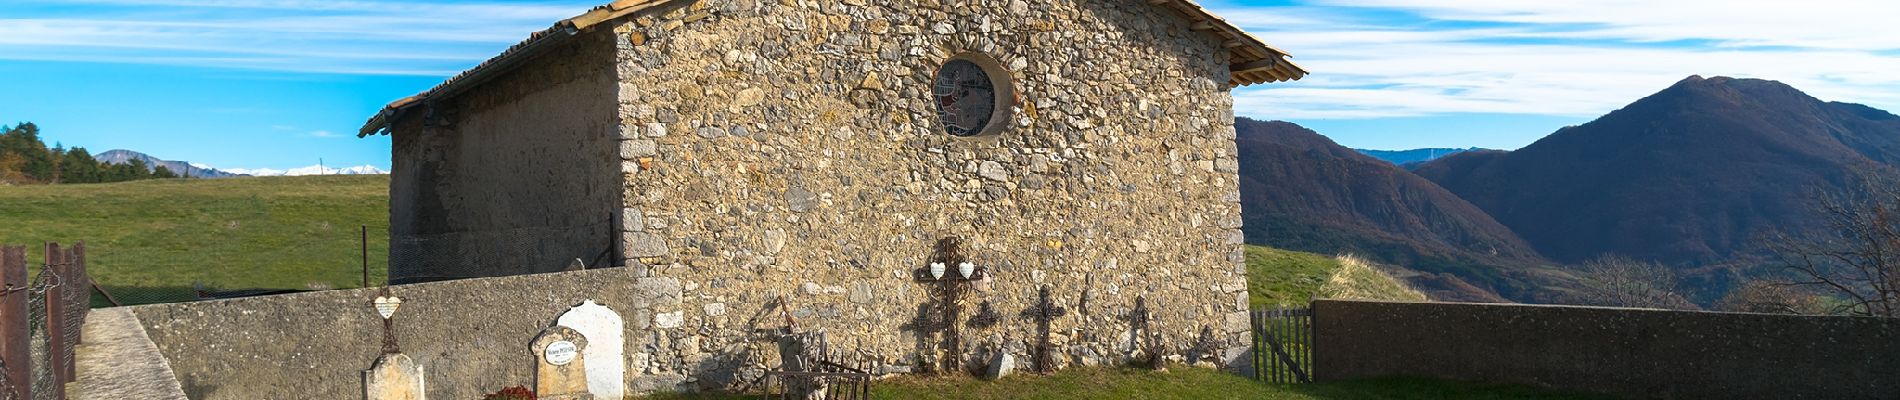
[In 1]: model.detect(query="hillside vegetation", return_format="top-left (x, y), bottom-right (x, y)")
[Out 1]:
top-left (1244, 245), bottom-right (1427, 307)
top-left (1233, 119), bottom-right (1550, 301)
top-left (0, 175), bottom-right (390, 304)
top-left (1, 122), bottom-right (184, 184)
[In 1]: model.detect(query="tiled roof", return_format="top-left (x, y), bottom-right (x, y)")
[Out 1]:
top-left (1150, 0), bottom-right (1309, 85)
top-left (359, 0), bottom-right (1305, 137)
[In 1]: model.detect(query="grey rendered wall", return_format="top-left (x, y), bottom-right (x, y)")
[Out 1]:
top-left (129, 267), bottom-right (687, 400)
top-left (387, 28), bottom-right (623, 283)
top-left (1312, 299), bottom-right (1900, 399)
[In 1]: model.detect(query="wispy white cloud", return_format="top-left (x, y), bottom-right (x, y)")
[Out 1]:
top-left (1222, 0), bottom-right (1900, 120)
top-left (305, 130), bottom-right (338, 138)
top-left (0, 0), bottom-right (595, 75)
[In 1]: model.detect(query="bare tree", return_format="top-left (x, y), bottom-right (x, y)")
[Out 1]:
top-left (1716, 280), bottom-right (1825, 315)
top-left (1764, 173), bottom-right (1900, 318)
top-left (1567, 255), bottom-right (1699, 310)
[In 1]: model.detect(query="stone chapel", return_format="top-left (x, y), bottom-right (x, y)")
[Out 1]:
top-left (357, 0), bottom-right (1305, 385)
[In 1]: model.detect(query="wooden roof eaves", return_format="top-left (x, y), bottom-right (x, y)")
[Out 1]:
top-left (357, 0), bottom-right (678, 137)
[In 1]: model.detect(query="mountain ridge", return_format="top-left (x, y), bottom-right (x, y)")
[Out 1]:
top-left (1415, 75), bottom-right (1900, 275)
top-left (1233, 118), bottom-right (1554, 301)
top-left (94, 149), bottom-right (243, 179)
top-left (1354, 147), bottom-right (1485, 167)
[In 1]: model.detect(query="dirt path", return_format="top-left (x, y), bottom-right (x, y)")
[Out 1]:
top-left (71, 308), bottom-right (187, 400)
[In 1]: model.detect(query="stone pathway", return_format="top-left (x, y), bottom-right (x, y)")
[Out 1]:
top-left (71, 308), bottom-right (188, 400)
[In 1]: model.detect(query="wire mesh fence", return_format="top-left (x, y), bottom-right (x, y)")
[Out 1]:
top-left (389, 222), bottom-right (617, 283)
top-left (85, 225), bottom-right (393, 307)
top-left (74, 220), bottom-right (615, 306)
top-left (2, 243), bottom-right (92, 400)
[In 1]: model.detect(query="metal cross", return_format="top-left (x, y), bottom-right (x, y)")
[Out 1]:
top-left (1020, 286), bottom-right (1068, 374)
top-left (372, 288), bottom-right (402, 354)
top-left (913, 237), bottom-right (988, 373)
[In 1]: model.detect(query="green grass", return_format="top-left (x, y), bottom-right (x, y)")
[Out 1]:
top-left (1245, 245), bottom-right (1429, 308)
top-left (633, 367), bottom-right (1614, 400)
top-left (1246, 245), bottom-right (1339, 307)
top-left (0, 175), bottom-right (390, 304)
top-left (1320, 255), bottom-right (1428, 303)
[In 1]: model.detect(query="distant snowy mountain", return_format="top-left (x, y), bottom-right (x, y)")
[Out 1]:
top-left (225, 165), bottom-right (388, 176)
top-left (94, 149), bottom-right (244, 178)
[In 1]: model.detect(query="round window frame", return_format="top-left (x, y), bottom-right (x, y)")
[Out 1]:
top-left (930, 53), bottom-right (1016, 139)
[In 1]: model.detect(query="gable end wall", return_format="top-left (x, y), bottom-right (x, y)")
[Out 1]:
top-left (388, 29), bottom-right (624, 282)
top-left (607, 0), bottom-right (1249, 391)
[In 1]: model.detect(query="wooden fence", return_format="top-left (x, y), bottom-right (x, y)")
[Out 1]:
top-left (1, 243), bottom-right (93, 400)
top-left (1250, 306), bottom-right (1314, 384)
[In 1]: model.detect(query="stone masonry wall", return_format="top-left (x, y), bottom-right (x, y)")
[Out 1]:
top-left (607, 0), bottom-right (1250, 389)
top-left (387, 29), bottom-right (623, 283)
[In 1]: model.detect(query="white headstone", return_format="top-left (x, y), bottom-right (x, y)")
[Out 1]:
top-left (555, 300), bottom-right (625, 399)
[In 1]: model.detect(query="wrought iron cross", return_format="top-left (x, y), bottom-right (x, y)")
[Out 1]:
top-left (914, 237), bottom-right (989, 373)
top-left (1020, 286), bottom-right (1067, 374)
top-left (372, 288), bottom-right (402, 354)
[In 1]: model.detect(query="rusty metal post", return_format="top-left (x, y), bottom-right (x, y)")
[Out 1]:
top-left (361, 225), bottom-right (370, 288)
top-left (0, 246), bottom-right (28, 400)
top-left (44, 243), bottom-right (70, 393)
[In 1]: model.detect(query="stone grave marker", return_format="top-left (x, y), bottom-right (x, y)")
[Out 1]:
top-left (554, 300), bottom-right (625, 399)
top-left (362, 353), bottom-right (425, 400)
top-left (530, 326), bottom-right (593, 400)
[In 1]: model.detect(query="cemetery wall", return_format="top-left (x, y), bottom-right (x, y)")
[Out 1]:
top-left (130, 267), bottom-right (687, 400)
top-left (387, 27), bottom-right (623, 283)
top-left (1312, 299), bottom-right (1900, 399)
top-left (608, 0), bottom-right (1254, 385)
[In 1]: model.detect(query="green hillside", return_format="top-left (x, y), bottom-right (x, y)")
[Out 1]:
top-left (1245, 245), bottom-right (1427, 307)
top-left (0, 175), bottom-right (389, 304)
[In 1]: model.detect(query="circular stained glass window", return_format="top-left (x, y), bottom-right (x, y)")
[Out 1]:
top-left (933, 59), bottom-right (1001, 137)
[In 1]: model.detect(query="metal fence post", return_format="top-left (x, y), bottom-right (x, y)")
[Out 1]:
top-left (1, 246), bottom-right (29, 400)
top-left (44, 243), bottom-right (69, 397)
top-left (361, 225), bottom-right (370, 288)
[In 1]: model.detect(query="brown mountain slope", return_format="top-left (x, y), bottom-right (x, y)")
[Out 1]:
top-left (1415, 75), bottom-right (1900, 270)
top-left (1234, 118), bottom-right (1551, 300)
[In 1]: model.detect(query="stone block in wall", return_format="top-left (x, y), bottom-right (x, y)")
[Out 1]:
top-left (621, 208), bottom-right (646, 232)
top-left (1223, 312), bottom-right (1249, 334)
top-left (620, 140), bottom-right (657, 159)
top-left (624, 232), bottom-right (668, 258)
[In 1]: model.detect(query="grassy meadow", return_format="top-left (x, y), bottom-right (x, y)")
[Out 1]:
top-left (637, 366), bottom-right (1612, 400)
top-left (0, 175), bottom-right (390, 304)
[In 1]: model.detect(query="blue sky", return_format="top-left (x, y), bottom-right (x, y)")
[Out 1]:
top-left (3, 0), bottom-right (1899, 170)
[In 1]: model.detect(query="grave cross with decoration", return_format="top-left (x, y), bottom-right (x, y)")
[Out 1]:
top-left (372, 289), bottom-right (403, 354)
top-left (913, 237), bottom-right (992, 373)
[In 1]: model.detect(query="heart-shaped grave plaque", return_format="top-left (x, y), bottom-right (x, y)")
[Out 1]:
top-left (374, 296), bottom-right (402, 319)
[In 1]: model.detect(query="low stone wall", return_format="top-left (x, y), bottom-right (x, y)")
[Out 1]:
top-left (1312, 299), bottom-right (1900, 399)
top-left (129, 268), bottom-right (691, 400)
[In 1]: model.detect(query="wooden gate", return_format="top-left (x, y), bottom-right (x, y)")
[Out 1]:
top-left (1250, 306), bottom-right (1313, 384)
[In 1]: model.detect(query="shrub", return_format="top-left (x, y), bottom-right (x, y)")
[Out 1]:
top-left (481, 386), bottom-right (536, 400)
